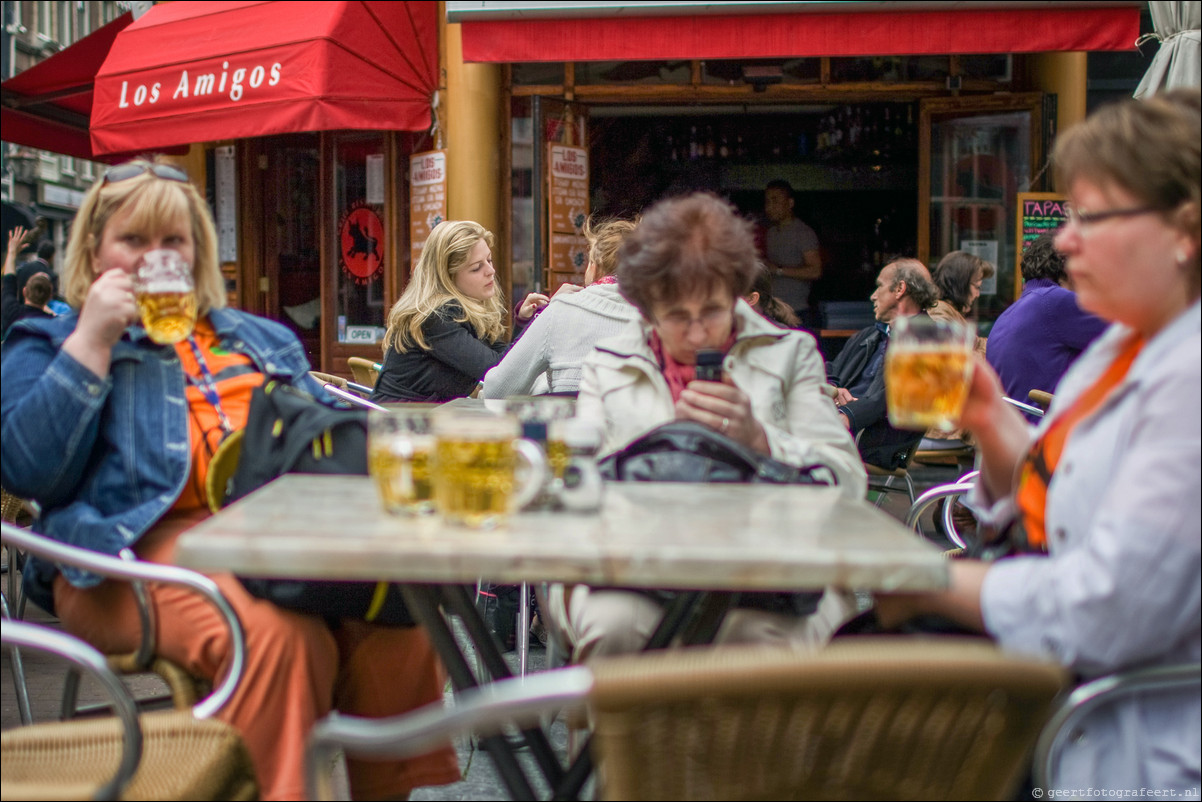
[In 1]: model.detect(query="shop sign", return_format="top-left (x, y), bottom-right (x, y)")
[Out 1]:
top-left (547, 145), bottom-right (588, 286)
top-left (106, 55), bottom-right (285, 116)
top-left (338, 201), bottom-right (385, 285)
top-left (409, 149), bottom-right (447, 269)
top-left (1015, 192), bottom-right (1067, 296)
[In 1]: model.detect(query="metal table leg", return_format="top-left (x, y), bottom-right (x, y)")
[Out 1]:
top-left (400, 584), bottom-right (542, 801)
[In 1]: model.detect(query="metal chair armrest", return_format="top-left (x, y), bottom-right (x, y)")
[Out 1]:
top-left (1033, 663), bottom-right (1201, 791)
top-left (345, 380), bottom-right (375, 396)
top-left (3, 620), bottom-right (144, 800)
top-left (1003, 395), bottom-right (1045, 418)
top-left (1, 522), bottom-right (244, 720)
top-left (305, 666), bottom-right (593, 801)
top-left (905, 480), bottom-right (978, 549)
top-left (323, 383), bottom-right (387, 410)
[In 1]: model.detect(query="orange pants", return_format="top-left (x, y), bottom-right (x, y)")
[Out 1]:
top-left (53, 518), bottom-right (460, 801)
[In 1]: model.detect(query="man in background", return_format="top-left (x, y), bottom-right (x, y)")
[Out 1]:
top-left (827, 258), bottom-right (938, 470)
top-left (762, 179), bottom-right (822, 328)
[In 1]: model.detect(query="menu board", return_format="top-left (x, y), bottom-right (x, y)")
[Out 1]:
top-left (547, 144), bottom-right (589, 288)
top-left (409, 150), bottom-right (447, 270)
top-left (1016, 191), bottom-right (1068, 256)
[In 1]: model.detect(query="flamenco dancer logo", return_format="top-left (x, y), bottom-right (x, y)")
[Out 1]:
top-left (339, 201), bottom-right (385, 285)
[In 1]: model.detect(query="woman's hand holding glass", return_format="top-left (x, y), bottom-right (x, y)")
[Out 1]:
top-left (677, 376), bottom-right (770, 454)
top-left (62, 268), bottom-right (139, 378)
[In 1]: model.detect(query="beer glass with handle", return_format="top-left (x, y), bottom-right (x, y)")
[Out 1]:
top-left (133, 249), bottom-right (197, 344)
top-left (885, 315), bottom-right (975, 432)
top-left (431, 410), bottom-right (548, 528)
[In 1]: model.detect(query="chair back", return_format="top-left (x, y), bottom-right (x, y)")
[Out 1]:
top-left (2, 620), bottom-right (258, 801)
top-left (588, 638), bottom-right (1067, 801)
top-left (347, 357), bottom-right (382, 390)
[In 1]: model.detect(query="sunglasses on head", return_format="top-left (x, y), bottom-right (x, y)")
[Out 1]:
top-left (102, 162), bottom-right (189, 185)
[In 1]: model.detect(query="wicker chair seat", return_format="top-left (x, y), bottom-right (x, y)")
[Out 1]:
top-left (1, 708), bottom-right (258, 801)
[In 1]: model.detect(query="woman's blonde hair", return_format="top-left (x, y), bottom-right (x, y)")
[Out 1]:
top-left (62, 159), bottom-right (224, 313)
top-left (383, 220), bottom-right (506, 352)
top-left (582, 216), bottom-right (637, 280)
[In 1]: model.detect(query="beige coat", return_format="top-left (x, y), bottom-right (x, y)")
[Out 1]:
top-left (577, 300), bottom-right (867, 499)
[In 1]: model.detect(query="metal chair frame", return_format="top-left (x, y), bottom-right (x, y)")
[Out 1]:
top-left (1, 521), bottom-right (246, 721)
top-left (3, 620), bottom-right (144, 800)
top-left (1032, 662), bottom-right (1201, 791)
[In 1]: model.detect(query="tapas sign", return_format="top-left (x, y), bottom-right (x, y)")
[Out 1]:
top-left (339, 201), bottom-right (384, 285)
top-left (410, 150), bottom-right (447, 269)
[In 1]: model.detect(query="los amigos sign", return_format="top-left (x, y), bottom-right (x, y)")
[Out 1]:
top-left (111, 58), bottom-right (284, 110)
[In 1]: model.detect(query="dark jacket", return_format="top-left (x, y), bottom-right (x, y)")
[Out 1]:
top-left (826, 318), bottom-right (925, 470)
top-left (372, 301), bottom-right (507, 403)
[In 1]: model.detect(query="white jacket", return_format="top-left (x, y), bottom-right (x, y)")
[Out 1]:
top-left (576, 300), bottom-right (867, 499)
top-left (482, 283), bottom-right (638, 398)
top-left (974, 300), bottom-right (1201, 793)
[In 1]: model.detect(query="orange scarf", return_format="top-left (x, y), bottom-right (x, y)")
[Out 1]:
top-left (1014, 333), bottom-right (1144, 551)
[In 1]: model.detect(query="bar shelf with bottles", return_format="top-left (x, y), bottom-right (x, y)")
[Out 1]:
top-left (660, 103), bottom-right (918, 192)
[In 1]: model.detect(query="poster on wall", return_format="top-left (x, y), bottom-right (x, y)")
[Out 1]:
top-left (339, 201), bottom-right (385, 287)
top-left (410, 150), bottom-right (447, 269)
top-left (547, 144), bottom-right (588, 290)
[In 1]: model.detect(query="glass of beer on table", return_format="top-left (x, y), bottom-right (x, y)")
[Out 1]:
top-left (134, 249), bottom-right (197, 344)
top-left (431, 410), bottom-right (548, 528)
top-left (885, 315), bottom-right (975, 432)
top-left (369, 404), bottom-right (438, 516)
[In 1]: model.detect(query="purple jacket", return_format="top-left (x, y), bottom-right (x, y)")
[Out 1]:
top-left (985, 279), bottom-right (1108, 421)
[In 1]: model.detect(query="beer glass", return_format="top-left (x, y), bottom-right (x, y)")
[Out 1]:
top-left (885, 315), bottom-right (975, 432)
top-left (368, 405), bottom-right (437, 516)
top-left (504, 395), bottom-right (576, 480)
top-left (431, 411), bottom-right (548, 528)
top-left (134, 249), bottom-right (197, 344)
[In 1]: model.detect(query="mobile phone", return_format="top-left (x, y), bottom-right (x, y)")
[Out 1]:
top-left (694, 349), bottom-right (724, 382)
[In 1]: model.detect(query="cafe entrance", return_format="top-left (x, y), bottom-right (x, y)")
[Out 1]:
top-left (507, 58), bottom-right (1051, 335)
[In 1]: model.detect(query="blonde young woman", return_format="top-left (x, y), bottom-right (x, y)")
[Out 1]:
top-left (0, 159), bottom-right (459, 800)
top-left (373, 220), bottom-right (537, 403)
top-left (482, 216), bottom-right (639, 397)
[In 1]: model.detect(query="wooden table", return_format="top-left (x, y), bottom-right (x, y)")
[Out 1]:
top-left (177, 474), bottom-right (946, 799)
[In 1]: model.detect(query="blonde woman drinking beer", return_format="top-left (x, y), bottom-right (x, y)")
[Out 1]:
top-left (0, 159), bottom-right (459, 800)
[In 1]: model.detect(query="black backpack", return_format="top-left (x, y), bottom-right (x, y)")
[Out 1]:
top-left (227, 380), bottom-right (414, 628)
top-left (598, 420), bottom-right (837, 486)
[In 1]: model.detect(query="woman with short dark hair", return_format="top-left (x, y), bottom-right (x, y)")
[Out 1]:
top-left (557, 193), bottom-right (865, 663)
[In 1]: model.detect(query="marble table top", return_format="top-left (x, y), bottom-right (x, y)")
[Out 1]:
top-left (177, 475), bottom-right (948, 592)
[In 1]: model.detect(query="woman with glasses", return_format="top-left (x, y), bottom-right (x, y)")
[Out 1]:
top-left (873, 90), bottom-right (1200, 793)
top-left (551, 192), bottom-right (865, 663)
top-left (0, 160), bottom-right (459, 800)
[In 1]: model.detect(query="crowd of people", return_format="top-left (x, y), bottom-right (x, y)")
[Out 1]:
top-left (1, 89), bottom-right (1197, 798)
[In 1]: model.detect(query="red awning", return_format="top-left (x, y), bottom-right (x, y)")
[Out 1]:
top-left (461, 7), bottom-right (1140, 63)
top-left (1, 13), bottom-right (134, 160)
top-left (90, 1), bottom-right (437, 157)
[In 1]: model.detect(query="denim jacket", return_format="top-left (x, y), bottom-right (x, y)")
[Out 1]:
top-left (1, 307), bottom-right (326, 610)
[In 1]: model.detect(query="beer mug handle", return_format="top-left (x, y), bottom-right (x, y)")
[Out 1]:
top-left (511, 438), bottom-right (549, 512)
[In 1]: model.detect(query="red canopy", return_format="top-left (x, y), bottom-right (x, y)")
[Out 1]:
top-left (461, 6), bottom-right (1140, 63)
top-left (90, 1), bottom-right (437, 156)
top-left (1, 13), bottom-right (134, 161)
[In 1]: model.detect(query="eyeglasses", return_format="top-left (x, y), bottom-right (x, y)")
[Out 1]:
top-left (1063, 202), bottom-right (1160, 228)
top-left (103, 162), bottom-right (189, 185)
top-left (655, 306), bottom-right (733, 332)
